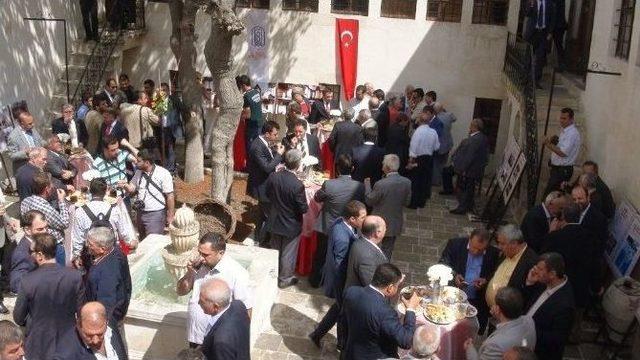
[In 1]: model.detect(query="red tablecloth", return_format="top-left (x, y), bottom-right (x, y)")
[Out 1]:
top-left (295, 183), bottom-right (323, 275)
top-left (233, 118), bottom-right (247, 171)
top-left (321, 142), bottom-right (335, 178)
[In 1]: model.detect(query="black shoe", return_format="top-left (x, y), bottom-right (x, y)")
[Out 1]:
top-left (449, 208), bottom-right (467, 215)
top-left (278, 278), bottom-right (299, 289)
top-left (536, 82), bottom-right (544, 89)
top-left (0, 302), bottom-right (9, 314)
top-left (439, 190), bottom-right (454, 195)
top-left (308, 332), bottom-right (322, 348)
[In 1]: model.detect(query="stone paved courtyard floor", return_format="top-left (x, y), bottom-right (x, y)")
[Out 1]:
top-left (250, 191), bottom-right (630, 360)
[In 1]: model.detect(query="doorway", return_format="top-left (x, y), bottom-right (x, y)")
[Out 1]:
top-left (564, 0), bottom-right (596, 81)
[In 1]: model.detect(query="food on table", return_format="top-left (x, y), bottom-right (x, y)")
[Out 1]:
top-left (441, 286), bottom-right (468, 304)
top-left (424, 304), bottom-right (456, 324)
top-left (309, 171), bottom-right (329, 186)
top-left (400, 285), bottom-right (433, 299)
top-left (66, 191), bottom-right (87, 206)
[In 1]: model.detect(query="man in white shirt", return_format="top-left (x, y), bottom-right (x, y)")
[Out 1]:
top-left (120, 149), bottom-right (175, 239)
top-left (177, 232), bottom-right (252, 347)
top-left (407, 105), bottom-right (440, 209)
top-left (543, 107), bottom-right (581, 196)
top-left (349, 85), bottom-right (369, 122)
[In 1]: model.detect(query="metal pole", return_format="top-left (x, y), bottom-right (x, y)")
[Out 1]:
top-left (63, 19), bottom-right (70, 103)
top-left (535, 68), bottom-right (556, 198)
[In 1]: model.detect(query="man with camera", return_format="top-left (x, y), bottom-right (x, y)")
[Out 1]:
top-left (119, 149), bottom-right (175, 240)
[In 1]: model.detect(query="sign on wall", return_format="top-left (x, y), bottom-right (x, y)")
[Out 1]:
top-left (606, 200), bottom-right (640, 277)
top-left (246, 11), bottom-right (270, 90)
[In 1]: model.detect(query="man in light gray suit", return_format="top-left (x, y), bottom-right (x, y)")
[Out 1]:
top-left (7, 106), bottom-right (46, 173)
top-left (343, 215), bottom-right (388, 291)
top-left (309, 154), bottom-right (365, 287)
top-left (366, 154), bottom-right (411, 260)
top-left (465, 287), bottom-right (536, 360)
top-left (432, 102), bottom-right (456, 186)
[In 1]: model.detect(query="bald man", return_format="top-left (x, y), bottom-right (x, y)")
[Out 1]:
top-left (199, 279), bottom-right (250, 360)
top-left (343, 216), bottom-right (389, 291)
top-left (52, 302), bottom-right (127, 360)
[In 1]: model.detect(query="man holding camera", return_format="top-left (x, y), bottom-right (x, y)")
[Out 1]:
top-left (119, 150), bottom-right (175, 239)
top-left (543, 107), bottom-right (581, 196)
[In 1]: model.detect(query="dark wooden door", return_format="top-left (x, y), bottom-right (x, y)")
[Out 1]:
top-left (565, 0), bottom-right (596, 77)
top-left (473, 98), bottom-right (502, 154)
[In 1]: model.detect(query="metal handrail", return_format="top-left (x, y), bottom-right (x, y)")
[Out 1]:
top-left (71, 0), bottom-right (146, 104)
top-left (503, 32), bottom-right (538, 209)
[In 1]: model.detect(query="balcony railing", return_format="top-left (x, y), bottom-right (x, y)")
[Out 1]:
top-left (503, 32), bottom-right (538, 208)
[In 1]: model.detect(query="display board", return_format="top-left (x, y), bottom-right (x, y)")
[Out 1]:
top-left (606, 200), bottom-right (640, 277)
top-left (0, 105), bottom-right (15, 152)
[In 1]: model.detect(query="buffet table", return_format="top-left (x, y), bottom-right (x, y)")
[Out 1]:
top-left (295, 181), bottom-right (323, 275)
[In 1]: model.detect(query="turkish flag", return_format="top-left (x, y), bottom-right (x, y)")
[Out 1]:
top-left (336, 19), bottom-right (359, 101)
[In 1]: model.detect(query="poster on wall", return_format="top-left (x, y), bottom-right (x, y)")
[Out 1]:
top-left (502, 152), bottom-right (526, 205)
top-left (246, 11), bottom-right (270, 91)
top-left (612, 218), bottom-right (640, 277)
top-left (497, 136), bottom-right (521, 190)
top-left (605, 200), bottom-right (640, 276)
top-left (0, 105), bottom-right (15, 152)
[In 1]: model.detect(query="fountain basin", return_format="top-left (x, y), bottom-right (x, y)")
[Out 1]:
top-left (125, 235), bottom-right (278, 359)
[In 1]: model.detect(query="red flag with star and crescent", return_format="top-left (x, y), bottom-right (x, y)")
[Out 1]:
top-left (336, 18), bottom-right (359, 101)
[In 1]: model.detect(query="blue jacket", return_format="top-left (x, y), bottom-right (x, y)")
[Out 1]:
top-left (10, 237), bottom-right (37, 293)
top-left (87, 247), bottom-right (132, 323)
top-left (322, 218), bottom-right (359, 299)
top-left (343, 285), bottom-right (416, 359)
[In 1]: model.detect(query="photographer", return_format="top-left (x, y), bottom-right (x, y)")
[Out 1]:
top-left (119, 150), bottom-right (175, 240)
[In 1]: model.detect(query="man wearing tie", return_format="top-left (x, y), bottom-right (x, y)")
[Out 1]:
top-left (309, 89), bottom-right (340, 126)
top-left (7, 105), bottom-right (45, 173)
top-left (525, 0), bottom-right (557, 88)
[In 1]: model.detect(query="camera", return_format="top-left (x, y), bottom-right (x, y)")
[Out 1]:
top-left (132, 199), bottom-right (145, 212)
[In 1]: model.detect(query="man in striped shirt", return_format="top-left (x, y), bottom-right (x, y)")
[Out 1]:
top-left (92, 135), bottom-right (137, 196)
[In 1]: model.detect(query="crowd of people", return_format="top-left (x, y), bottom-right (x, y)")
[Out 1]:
top-left (0, 48), bottom-right (613, 360)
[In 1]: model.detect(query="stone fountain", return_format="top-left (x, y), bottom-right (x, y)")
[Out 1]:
top-left (121, 204), bottom-right (278, 359)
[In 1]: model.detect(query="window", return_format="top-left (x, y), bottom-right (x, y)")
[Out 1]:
top-left (427, 0), bottom-right (463, 22)
top-left (615, 0), bottom-right (635, 59)
top-left (236, 0), bottom-right (269, 9)
top-left (472, 0), bottom-right (509, 26)
top-left (282, 0), bottom-right (318, 12)
top-left (381, 0), bottom-right (417, 19)
top-left (331, 0), bottom-right (369, 16)
top-left (473, 98), bottom-right (503, 153)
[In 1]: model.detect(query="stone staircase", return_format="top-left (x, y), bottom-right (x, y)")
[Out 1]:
top-left (46, 28), bottom-right (147, 124)
top-left (533, 70), bottom-right (588, 198)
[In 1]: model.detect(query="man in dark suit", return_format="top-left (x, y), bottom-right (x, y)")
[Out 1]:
top-left (265, 149), bottom-right (309, 288)
top-left (85, 226), bottom-right (132, 325)
top-left (309, 155), bottom-right (365, 287)
top-left (247, 121), bottom-right (285, 246)
top-left (552, 0), bottom-right (568, 71)
top-left (440, 228), bottom-right (500, 333)
top-left (15, 147), bottom-right (48, 201)
top-left (524, 252), bottom-right (575, 360)
top-left (328, 109), bottom-right (364, 163)
top-left (292, 119), bottom-right (322, 167)
top-left (520, 191), bottom-right (565, 253)
top-left (51, 104), bottom-right (89, 148)
top-left (581, 160), bottom-right (615, 220)
top-left (343, 263), bottom-right (420, 359)
top-left (365, 154), bottom-right (412, 259)
top-left (524, 0), bottom-right (557, 87)
top-left (45, 135), bottom-right (77, 185)
top-left (13, 233), bottom-right (85, 360)
top-left (10, 210), bottom-right (47, 294)
top-left (384, 112), bottom-right (411, 174)
top-left (571, 185), bottom-right (608, 294)
top-left (308, 89), bottom-right (340, 126)
top-left (541, 202), bottom-right (597, 312)
top-left (374, 97), bottom-right (390, 147)
top-left (450, 118), bottom-right (490, 215)
top-left (53, 302), bottom-right (128, 360)
top-left (343, 216), bottom-right (389, 291)
top-left (486, 225), bottom-right (539, 309)
top-left (351, 127), bottom-right (385, 186)
top-left (96, 108), bottom-right (129, 154)
top-left (199, 278), bottom-right (250, 360)
top-left (309, 201), bottom-right (367, 347)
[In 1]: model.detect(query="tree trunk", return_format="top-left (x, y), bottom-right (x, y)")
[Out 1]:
top-left (204, 0), bottom-right (244, 203)
top-left (169, 0), bottom-right (205, 184)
